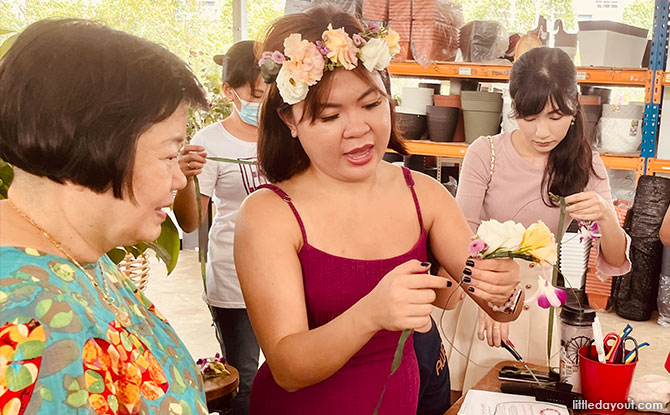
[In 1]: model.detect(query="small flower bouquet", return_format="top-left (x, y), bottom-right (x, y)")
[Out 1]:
top-left (468, 219), bottom-right (566, 309)
top-left (196, 353), bottom-right (230, 379)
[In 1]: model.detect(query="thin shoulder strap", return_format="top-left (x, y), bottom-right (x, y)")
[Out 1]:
top-left (401, 167), bottom-right (425, 230)
top-left (487, 135), bottom-right (496, 187)
top-left (257, 184), bottom-right (308, 243)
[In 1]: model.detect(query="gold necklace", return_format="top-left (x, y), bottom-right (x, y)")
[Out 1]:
top-left (8, 199), bottom-right (132, 327)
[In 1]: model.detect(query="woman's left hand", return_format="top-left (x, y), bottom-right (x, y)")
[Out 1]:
top-left (565, 191), bottom-right (613, 223)
top-left (464, 258), bottom-right (520, 305)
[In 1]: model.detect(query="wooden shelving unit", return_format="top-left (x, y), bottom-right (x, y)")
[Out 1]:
top-left (389, 61), bottom-right (652, 177)
top-left (388, 61), bottom-right (649, 86)
top-left (646, 158), bottom-right (670, 175)
top-left (402, 140), bottom-right (644, 173)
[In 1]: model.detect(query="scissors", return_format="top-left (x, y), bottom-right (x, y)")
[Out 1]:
top-left (623, 340), bottom-right (649, 364)
top-left (603, 332), bottom-right (622, 364)
top-left (619, 323), bottom-right (633, 340)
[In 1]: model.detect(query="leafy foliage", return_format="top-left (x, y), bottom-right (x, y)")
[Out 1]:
top-left (621, 0), bottom-right (654, 37)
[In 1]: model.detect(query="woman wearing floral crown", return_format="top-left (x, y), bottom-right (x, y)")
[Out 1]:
top-left (234, 7), bottom-right (523, 413)
top-left (440, 46), bottom-right (631, 394)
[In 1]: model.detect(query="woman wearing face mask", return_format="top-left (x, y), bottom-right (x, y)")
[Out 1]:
top-left (174, 40), bottom-right (266, 415)
top-left (439, 47), bottom-right (631, 394)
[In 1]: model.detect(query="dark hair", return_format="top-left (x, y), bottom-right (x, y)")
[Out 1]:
top-left (220, 40), bottom-right (262, 92)
top-left (509, 47), bottom-right (600, 207)
top-left (0, 19), bottom-right (208, 199)
top-left (257, 6), bottom-right (407, 183)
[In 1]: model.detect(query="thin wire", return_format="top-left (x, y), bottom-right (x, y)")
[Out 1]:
top-left (435, 244), bottom-right (586, 380)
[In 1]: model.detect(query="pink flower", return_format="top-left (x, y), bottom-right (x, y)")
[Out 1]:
top-left (322, 24), bottom-right (358, 70)
top-left (258, 51), bottom-right (273, 66)
top-left (271, 51), bottom-right (285, 64)
top-left (468, 239), bottom-right (488, 257)
top-left (352, 33), bottom-right (364, 46)
top-left (315, 40), bottom-right (330, 56)
top-left (525, 276), bottom-right (566, 309)
top-left (368, 22), bottom-right (379, 31)
top-left (283, 33), bottom-right (325, 86)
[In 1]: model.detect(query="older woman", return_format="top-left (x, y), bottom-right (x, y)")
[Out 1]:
top-left (0, 19), bottom-right (209, 414)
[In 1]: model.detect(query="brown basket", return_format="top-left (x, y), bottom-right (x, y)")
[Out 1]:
top-left (118, 251), bottom-right (150, 291)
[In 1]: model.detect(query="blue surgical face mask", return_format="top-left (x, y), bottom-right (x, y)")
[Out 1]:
top-left (232, 89), bottom-right (261, 127)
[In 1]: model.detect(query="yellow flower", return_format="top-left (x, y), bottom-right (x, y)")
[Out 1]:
top-left (383, 28), bottom-right (400, 56)
top-left (520, 221), bottom-right (557, 264)
top-left (322, 24), bottom-right (358, 70)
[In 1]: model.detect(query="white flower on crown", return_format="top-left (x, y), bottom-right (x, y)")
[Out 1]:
top-left (359, 37), bottom-right (392, 72)
top-left (276, 66), bottom-right (309, 105)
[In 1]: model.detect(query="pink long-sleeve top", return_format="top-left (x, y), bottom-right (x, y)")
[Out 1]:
top-left (455, 131), bottom-right (631, 277)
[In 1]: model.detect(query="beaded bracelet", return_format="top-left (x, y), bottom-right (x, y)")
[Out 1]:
top-left (487, 284), bottom-right (522, 314)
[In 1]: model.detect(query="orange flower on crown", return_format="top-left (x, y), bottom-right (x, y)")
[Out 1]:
top-left (282, 33), bottom-right (325, 86)
top-left (322, 24), bottom-right (358, 70)
top-left (383, 28), bottom-right (400, 55)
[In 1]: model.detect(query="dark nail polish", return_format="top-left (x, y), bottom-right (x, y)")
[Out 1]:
top-left (463, 268), bottom-right (472, 276)
top-left (466, 259), bottom-right (475, 267)
top-left (446, 281), bottom-right (452, 287)
top-left (421, 262), bottom-right (431, 268)
top-left (463, 276), bottom-right (471, 283)
top-left (468, 286), bottom-right (475, 293)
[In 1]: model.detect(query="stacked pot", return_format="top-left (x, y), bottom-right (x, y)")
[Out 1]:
top-left (599, 103), bottom-right (644, 154)
top-left (460, 91), bottom-right (503, 143)
top-left (395, 86), bottom-right (433, 140)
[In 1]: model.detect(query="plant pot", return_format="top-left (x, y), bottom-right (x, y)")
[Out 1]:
top-left (383, 152), bottom-right (404, 163)
top-left (401, 87), bottom-right (434, 115)
top-left (433, 94), bottom-right (466, 142)
top-left (581, 86), bottom-right (611, 104)
top-left (461, 91), bottom-right (503, 144)
top-left (403, 155), bottom-right (425, 172)
top-left (580, 96), bottom-right (602, 143)
top-left (419, 82), bottom-right (441, 95)
top-left (577, 20), bottom-right (648, 67)
top-left (395, 110), bottom-right (427, 140)
top-left (426, 106), bottom-right (459, 142)
top-left (599, 104), bottom-right (643, 153)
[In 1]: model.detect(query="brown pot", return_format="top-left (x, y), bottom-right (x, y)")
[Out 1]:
top-left (433, 95), bottom-right (465, 142)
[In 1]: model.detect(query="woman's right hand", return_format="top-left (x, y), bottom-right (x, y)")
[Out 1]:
top-left (178, 144), bottom-right (207, 179)
top-left (363, 260), bottom-right (449, 332)
top-left (477, 308), bottom-right (509, 347)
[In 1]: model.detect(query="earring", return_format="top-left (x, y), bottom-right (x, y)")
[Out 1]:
top-left (570, 118), bottom-right (575, 125)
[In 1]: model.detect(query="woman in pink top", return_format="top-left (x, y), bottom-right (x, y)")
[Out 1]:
top-left (234, 7), bottom-right (524, 413)
top-left (440, 47), bottom-right (631, 393)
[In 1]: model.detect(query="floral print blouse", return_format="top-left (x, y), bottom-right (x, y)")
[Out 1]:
top-left (0, 247), bottom-right (209, 415)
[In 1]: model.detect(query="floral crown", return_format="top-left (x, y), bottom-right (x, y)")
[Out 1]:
top-left (258, 22), bottom-right (400, 105)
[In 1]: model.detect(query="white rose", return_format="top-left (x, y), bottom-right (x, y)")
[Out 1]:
top-left (276, 65), bottom-right (309, 105)
top-left (476, 220), bottom-right (506, 255)
top-left (359, 38), bottom-right (391, 72)
top-left (499, 220), bottom-right (526, 251)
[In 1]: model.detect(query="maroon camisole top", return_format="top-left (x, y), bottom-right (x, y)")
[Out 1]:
top-left (249, 167), bottom-right (428, 414)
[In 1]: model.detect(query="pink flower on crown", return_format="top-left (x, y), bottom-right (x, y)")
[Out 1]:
top-left (283, 33), bottom-right (325, 86)
top-left (322, 24), bottom-right (358, 70)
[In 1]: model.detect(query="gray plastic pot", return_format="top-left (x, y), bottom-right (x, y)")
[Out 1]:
top-left (461, 92), bottom-right (503, 143)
